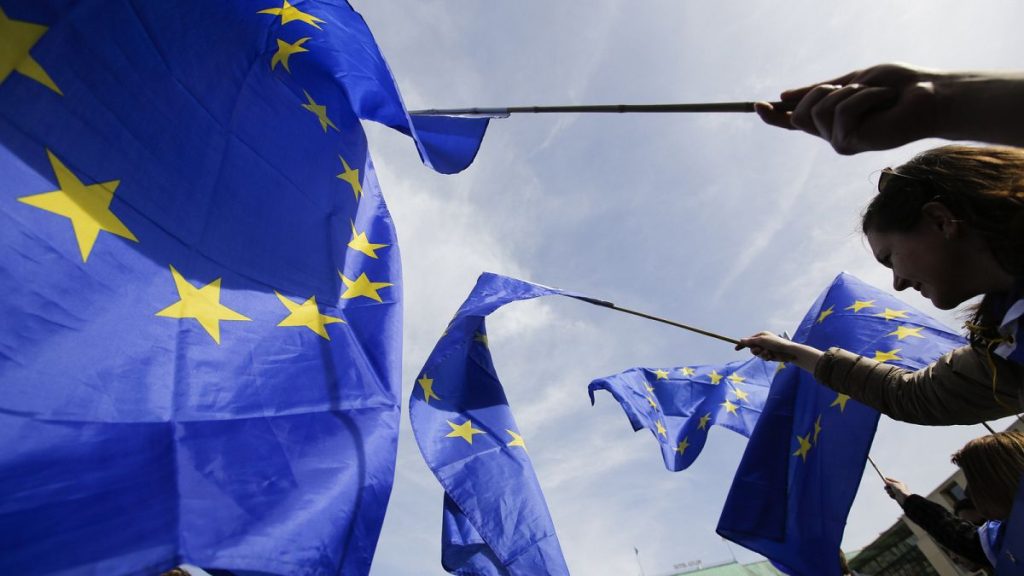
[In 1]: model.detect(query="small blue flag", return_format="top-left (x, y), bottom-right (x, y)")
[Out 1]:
top-left (717, 273), bottom-right (966, 576)
top-left (589, 356), bottom-right (774, 470)
top-left (410, 273), bottom-right (572, 575)
top-left (0, 1), bottom-right (485, 574)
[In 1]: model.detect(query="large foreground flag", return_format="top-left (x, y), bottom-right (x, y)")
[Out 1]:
top-left (589, 356), bottom-right (774, 471)
top-left (0, 1), bottom-right (485, 574)
top-left (410, 273), bottom-right (573, 575)
top-left (717, 273), bottom-right (965, 576)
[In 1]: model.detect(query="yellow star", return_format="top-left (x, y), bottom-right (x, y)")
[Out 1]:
top-left (417, 374), bottom-right (440, 404)
top-left (888, 325), bottom-right (925, 341)
top-left (674, 437), bottom-right (690, 454)
top-left (258, 1), bottom-right (325, 29)
top-left (274, 291), bottom-right (343, 340)
top-left (655, 420), bottom-right (667, 437)
top-left (846, 299), bottom-right (875, 313)
top-left (830, 393), bottom-right (850, 412)
top-left (653, 369), bottom-right (669, 380)
top-left (817, 304), bottom-right (835, 324)
top-left (19, 150), bottom-right (137, 262)
top-left (727, 373), bottom-right (745, 385)
top-left (875, 308), bottom-right (909, 321)
top-left (348, 221), bottom-right (388, 258)
top-left (709, 370), bottom-right (723, 385)
top-left (301, 90), bottom-right (339, 133)
top-left (679, 366), bottom-right (695, 377)
top-left (473, 332), bottom-right (489, 347)
top-left (775, 362), bottom-right (787, 372)
top-left (644, 383), bottom-right (654, 394)
top-left (446, 419), bottom-right (485, 445)
top-left (155, 266), bottom-right (251, 344)
top-left (793, 433), bottom-right (813, 462)
top-left (697, 413), bottom-right (711, 430)
top-left (873, 348), bottom-right (903, 363)
top-left (269, 37), bottom-right (309, 72)
top-left (506, 429), bottom-right (527, 451)
top-left (340, 272), bottom-right (392, 303)
top-left (813, 415), bottom-right (823, 445)
top-left (337, 155), bottom-right (362, 200)
top-left (731, 386), bottom-right (750, 403)
top-left (721, 399), bottom-right (739, 415)
top-left (647, 395), bottom-right (658, 409)
top-left (0, 8), bottom-right (61, 95)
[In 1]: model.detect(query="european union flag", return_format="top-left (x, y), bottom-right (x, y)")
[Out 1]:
top-left (717, 273), bottom-right (965, 576)
top-left (410, 273), bottom-right (572, 575)
top-left (0, 1), bottom-right (485, 574)
top-left (589, 356), bottom-right (774, 471)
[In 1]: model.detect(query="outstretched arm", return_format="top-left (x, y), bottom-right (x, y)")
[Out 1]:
top-left (756, 63), bottom-right (1024, 154)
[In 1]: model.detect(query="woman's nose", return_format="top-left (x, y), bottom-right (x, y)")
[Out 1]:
top-left (893, 274), bottom-right (910, 291)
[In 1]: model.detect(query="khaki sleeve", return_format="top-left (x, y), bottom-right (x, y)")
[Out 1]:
top-left (813, 345), bottom-right (1022, 425)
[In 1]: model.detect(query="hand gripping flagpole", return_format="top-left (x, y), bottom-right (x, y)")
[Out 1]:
top-left (408, 100), bottom-right (795, 118)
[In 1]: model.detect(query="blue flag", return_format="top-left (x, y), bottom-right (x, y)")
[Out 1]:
top-left (589, 356), bottom-right (774, 470)
top-left (0, 1), bottom-right (485, 574)
top-left (997, 483), bottom-right (1024, 574)
top-left (410, 273), bottom-right (573, 575)
top-left (716, 273), bottom-right (966, 576)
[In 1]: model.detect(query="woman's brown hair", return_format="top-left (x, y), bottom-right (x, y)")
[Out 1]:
top-left (952, 431), bottom-right (1024, 520)
top-left (862, 145), bottom-right (1024, 343)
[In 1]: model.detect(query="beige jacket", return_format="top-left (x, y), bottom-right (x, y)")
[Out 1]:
top-left (814, 345), bottom-right (1024, 425)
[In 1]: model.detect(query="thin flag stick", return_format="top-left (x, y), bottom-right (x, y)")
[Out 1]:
top-left (634, 546), bottom-right (646, 576)
top-left (569, 295), bottom-right (741, 346)
top-left (408, 100), bottom-right (795, 117)
top-left (866, 456), bottom-right (886, 483)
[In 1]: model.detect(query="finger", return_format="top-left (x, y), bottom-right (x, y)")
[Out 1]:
top-left (790, 85), bottom-right (838, 137)
top-left (829, 87), bottom-right (900, 154)
top-left (779, 70), bottom-right (860, 101)
top-left (810, 84), bottom-right (864, 142)
top-left (754, 102), bottom-right (797, 131)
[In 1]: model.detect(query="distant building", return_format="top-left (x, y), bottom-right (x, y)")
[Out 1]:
top-left (665, 557), bottom-right (786, 575)
top-left (665, 553), bottom-right (859, 576)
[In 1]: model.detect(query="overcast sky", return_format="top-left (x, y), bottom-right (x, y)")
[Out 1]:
top-left (348, 2), bottom-right (1024, 574)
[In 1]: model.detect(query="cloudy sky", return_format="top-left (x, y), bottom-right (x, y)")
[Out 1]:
top-left (348, 2), bottom-right (1024, 574)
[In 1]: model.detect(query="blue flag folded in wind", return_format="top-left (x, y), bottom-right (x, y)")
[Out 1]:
top-left (716, 273), bottom-right (966, 576)
top-left (0, 1), bottom-right (484, 574)
top-left (410, 273), bottom-right (573, 576)
top-left (589, 356), bottom-right (774, 471)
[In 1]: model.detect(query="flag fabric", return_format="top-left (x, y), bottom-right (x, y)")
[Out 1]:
top-left (716, 273), bottom-right (966, 576)
top-left (997, 483), bottom-right (1024, 574)
top-left (410, 273), bottom-right (573, 575)
top-left (589, 356), bottom-right (774, 471)
top-left (0, 1), bottom-right (484, 574)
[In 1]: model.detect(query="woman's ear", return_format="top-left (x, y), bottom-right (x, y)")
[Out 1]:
top-left (921, 201), bottom-right (961, 238)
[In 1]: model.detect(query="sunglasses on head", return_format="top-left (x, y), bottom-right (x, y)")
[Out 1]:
top-left (877, 167), bottom-right (920, 193)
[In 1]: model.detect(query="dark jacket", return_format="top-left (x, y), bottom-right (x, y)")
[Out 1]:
top-left (902, 494), bottom-right (990, 567)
